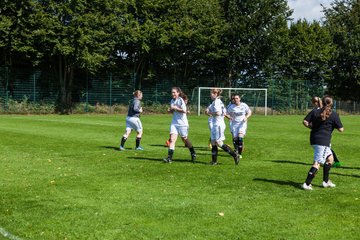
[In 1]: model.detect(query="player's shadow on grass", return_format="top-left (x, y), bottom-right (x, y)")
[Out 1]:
top-left (271, 160), bottom-right (310, 166)
top-left (100, 146), bottom-right (120, 151)
top-left (331, 172), bottom-right (360, 178)
top-left (335, 166), bottom-right (360, 170)
top-left (148, 144), bottom-right (213, 151)
top-left (253, 178), bottom-right (302, 189)
top-left (130, 156), bottom-right (209, 164)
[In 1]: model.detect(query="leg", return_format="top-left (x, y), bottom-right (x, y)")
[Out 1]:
top-left (237, 133), bottom-right (245, 156)
top-left (303, 162), bottom-right (320, 190)
top-left (135, 130), bottom-right (143, 150)
top-left (120, 128), bottom-right (132, 150)
top-left (323, 155), bottom-right (336, 188)
top-left (331, 149), bottom-right (342, 168)
top-left (164, 134), bottom-right (177, 163)
top-left (217, 140), bottom-right (239, 165)
top-left (182, 137), bottom-right (196, 162)
top-left (211, 140), bottom-right (218, 165)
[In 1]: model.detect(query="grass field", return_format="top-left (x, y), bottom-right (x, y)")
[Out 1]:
top-left (0, 114), bottom-right (359, 240)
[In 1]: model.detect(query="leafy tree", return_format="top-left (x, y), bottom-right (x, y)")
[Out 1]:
top-left (217, 0), bottom-right (291, 87)
top-left (114, 0), bottom-right (227, 89)
top-left (324, 0), bottom-right (360, 101)
top-left (8, 0), bottom-right (128, 113)
top-left (286, 20), bottom-right (334, 93)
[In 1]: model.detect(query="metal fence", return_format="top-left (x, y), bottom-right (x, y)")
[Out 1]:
top-left (0, 66), bottom-right (359, 114)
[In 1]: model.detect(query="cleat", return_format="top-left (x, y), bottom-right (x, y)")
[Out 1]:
top-left (302, 183), bottom-right (313, 190)
top-left (234, 153), bottom-right (240, 165)
top-left (210, 161), bottom-right (218, 165)
top-left (333, 162), bottom-right (342, 168)
top-left (163, 158), bottom-right (172, 163)
top-left (119, 146), bottom-right (125, 151)
top-left (135, 146), bottom-right (144, 151)
top-left (322, 180), bottom-right (336, 188)
top-left (191, 154), bottom-right (196, 163)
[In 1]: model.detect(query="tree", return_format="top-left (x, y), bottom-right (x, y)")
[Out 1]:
top-left (324, 0), bottom-right (360, 101)
top-left (114, 0), bottom-right (227, 89)
top-left (285, 20), bottom-right (334, 92)
top-left (217, 0), bottom-right (291, 87)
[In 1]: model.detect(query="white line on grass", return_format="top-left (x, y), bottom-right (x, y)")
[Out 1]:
top-left (0, 227), bottom-right (24, 240)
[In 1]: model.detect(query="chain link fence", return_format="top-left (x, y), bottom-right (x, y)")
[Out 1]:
top-left (0, 66), bottom-right (359, 114)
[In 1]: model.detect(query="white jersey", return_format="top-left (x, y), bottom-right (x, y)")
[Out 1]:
top-left (171, 97), bottom-right (188, 127)
top-left (209, 98), bottom-right (226, 126)
top-left (227, 102), bottom-right (250, 123)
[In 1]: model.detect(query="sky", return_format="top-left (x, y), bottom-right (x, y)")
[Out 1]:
top-left (287, 0), bottom-right (333, 21)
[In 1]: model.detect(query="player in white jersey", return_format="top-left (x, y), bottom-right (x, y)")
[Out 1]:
top-left (205, 88), bottom-right (239, 165)
top-left (163, 87), bottom-right (196, 163)
top-left (226, 93), bottom-right (252, 158)
top-left (119, 90), bottom-right (144, 150)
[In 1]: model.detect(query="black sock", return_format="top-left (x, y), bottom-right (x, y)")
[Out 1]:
top-left (305, 167), bottom-right (318, 185)
top-left (323, 163), bottom-right (331, 182)
top-left (211, 145), bottom-right (218, 163)
top-left (232, 138), bottom-right (238, 150)
top-left (221, 144), bottom-right (236, 158)
top-left (189, 147), bottom-right (195, 155)
top-left (331, 149), bottom-right (339, 163)
top-left (120, 137), bottom-right (127, 147)
top-left (168, 149), bottom-right (174, 160)
top-left (136, 137), bottom-right (141, 148)
top-left (238, 137), bottom-right (243, 155)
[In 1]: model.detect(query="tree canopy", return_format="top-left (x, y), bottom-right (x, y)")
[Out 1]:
top-left (1, 0), bottom-right (359, 109)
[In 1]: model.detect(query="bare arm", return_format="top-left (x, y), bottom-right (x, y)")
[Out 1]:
top-left (337, 127), bottom-right (344, 132)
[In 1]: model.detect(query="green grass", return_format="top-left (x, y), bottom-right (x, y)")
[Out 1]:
top-left (0, 114), bottom-right (359, 240)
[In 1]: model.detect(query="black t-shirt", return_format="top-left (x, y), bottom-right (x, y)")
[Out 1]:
top-left (304, 108), bottom-right (343, 146)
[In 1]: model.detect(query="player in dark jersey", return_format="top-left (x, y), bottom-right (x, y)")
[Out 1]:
top-left (304, 96), bottom-right (342, 167)
top-left (119, 90), bottom-right (144, 150)
top-left (302, 96), bottom-right (344, 190)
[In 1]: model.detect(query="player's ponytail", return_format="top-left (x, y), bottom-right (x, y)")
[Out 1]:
top-left (320, 96), bottom-right (333, 121)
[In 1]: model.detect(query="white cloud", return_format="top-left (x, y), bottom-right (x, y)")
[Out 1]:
top-left (288, 0), bottom-right (333, 21)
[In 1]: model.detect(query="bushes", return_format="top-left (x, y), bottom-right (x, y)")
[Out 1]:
top-left (0, 98), bottom-right (171, 114)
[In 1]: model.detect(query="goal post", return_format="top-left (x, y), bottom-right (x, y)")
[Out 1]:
top-left (190, 87), bottom-right (268, 116)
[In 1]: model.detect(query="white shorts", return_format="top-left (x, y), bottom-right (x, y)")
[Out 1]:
top-left (170, 124), bottom-right (188, 138)
top-left (231, 122), bottom-right (247, 137)
top-left (208, 117), bottom-right (213, 131)
top-left (210, 124), bottom-right (226, 141)
top-left (125, 116), bottom-right (142, 132)
top-left (312, 145), bottom-right (332, 164)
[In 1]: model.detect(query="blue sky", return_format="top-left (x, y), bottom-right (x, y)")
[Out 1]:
top-left (287, 0), bottom-right (333, 21)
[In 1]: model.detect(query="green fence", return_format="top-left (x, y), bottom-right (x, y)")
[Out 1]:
top-left (0, 66), bottom-right (359, 114)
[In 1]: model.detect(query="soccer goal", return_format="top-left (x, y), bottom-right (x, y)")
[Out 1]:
top-left (190, 87), bottom-right (268, 116)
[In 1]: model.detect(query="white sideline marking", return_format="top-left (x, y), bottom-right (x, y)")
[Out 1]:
top-left (0, 227), bottom-right (24, 240)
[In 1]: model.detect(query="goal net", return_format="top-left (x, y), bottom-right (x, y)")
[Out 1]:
top-left (190, 87), bottom-right (268, 116)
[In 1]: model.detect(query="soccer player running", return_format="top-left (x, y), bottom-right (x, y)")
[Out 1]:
top-left (163, 87), bottom-right (196, 163)
top-left (304, 96), bottom-right (342, 167)
top-left (302, 96), bottom-right (344, 190)
top-left (226, 93), bottom-right (252, 159)
top-left (119, 90), bottom-right (144, 150)
top-left (205, 88), bottom-right (239, 165)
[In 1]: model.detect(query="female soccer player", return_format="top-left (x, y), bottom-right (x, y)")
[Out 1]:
top-left (119, 90), bottom-right (144, 150)
top-left (226, 93), bottom-right (252, 158)
top-left (163, 87), bottom-right (196, 163)
top-left (302, 96), bottom-right (344, 190)
top-left (205, 88), bottom-right (239, 165)
top-left (304, 96), bottom-right (342, 167)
